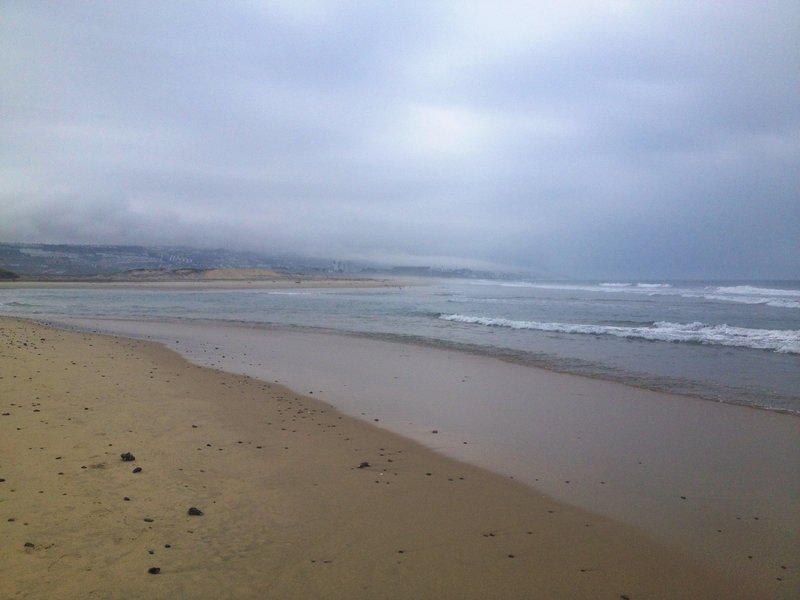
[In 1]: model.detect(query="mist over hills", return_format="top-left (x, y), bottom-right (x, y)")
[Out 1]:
top-left (1, 242), bottom-right (291, 276)
top-left (0, 242), bottom-right (520, 281)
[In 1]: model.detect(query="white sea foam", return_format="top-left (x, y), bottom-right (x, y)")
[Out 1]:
top-left (681, 286), bottom-right (800, 309)
top-left (714, 285), bottom-right (800, 297)
top-left (439, 314), bottom-right (800, 354)
top-left (701, 294), bottom-right (800, 309)
top-left (763, 299), bottom-right (800, 309)
top-left (591, 283), bottom-right (800, 309)
top-left (467, 282), bottom-right (799, 309)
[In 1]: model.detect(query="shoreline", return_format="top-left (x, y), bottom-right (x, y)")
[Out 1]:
top-left (3, 278), bottom-right (798, 416)
top-left (3, 315), bottom-right (798, 598)
top-left (37, 313), bottom-right (800, 417)
top-left (1, 316), bottom-right (789, 598)
top-left (318, 326), bottom-right (800, 417)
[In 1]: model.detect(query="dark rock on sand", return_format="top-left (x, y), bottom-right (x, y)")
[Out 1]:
top-left (187, 507), bottom-right (204, 516)
top-left (120, 452), bottom-right (136, 462)
top-left (147, 567), bottom-right (161, 574)
top-left (358, 461), bottom-right (370, 469)
top-left (132, 467), bottom-right (142, 473)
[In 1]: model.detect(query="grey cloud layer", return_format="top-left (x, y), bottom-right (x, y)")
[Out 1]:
top-left (2, 1), bottom-right (798, 277)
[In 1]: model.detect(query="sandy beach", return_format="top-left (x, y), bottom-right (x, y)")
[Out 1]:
top-left (0, 317), bottom-right (795, 599)
top-left (0, 272), bottom-right (402, 291)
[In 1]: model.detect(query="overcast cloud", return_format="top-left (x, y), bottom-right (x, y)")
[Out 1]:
top-left (2, 1), bottom-right (798, 278)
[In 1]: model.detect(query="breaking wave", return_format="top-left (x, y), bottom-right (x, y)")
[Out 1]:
top-left (714, 285), bottom-right (799, 297)
top-left (685, 285), bottom-right (800, 309)
top-left (700, 294), bottom-right (800, 309)
top-left (439, 314), bottom-right (800, 354)
top-left (467, 280), bottom-right (799, 309)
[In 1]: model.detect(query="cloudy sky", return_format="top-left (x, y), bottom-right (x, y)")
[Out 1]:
top-left (2, 1), bottom-right (798, 278)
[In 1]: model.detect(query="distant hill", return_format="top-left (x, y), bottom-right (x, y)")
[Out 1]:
top-left (0, 243), bottom-right (333, 276)
top-left (0, 242), bottom-right (528, 281)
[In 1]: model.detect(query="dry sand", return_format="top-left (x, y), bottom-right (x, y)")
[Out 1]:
top-left (0, 317), bottom-right (789, 599)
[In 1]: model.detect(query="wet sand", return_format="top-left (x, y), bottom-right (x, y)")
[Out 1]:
top-left (0, 317), bottom-right (795, 598)
top-left (47, 317), bottom-right (800, 585)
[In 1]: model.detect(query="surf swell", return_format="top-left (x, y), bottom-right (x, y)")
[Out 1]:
top-left (439, 314), bottom-right (800, 354)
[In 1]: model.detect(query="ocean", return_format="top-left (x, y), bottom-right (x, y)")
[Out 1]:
top-left (1, 278), bottom-right (799, 413)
